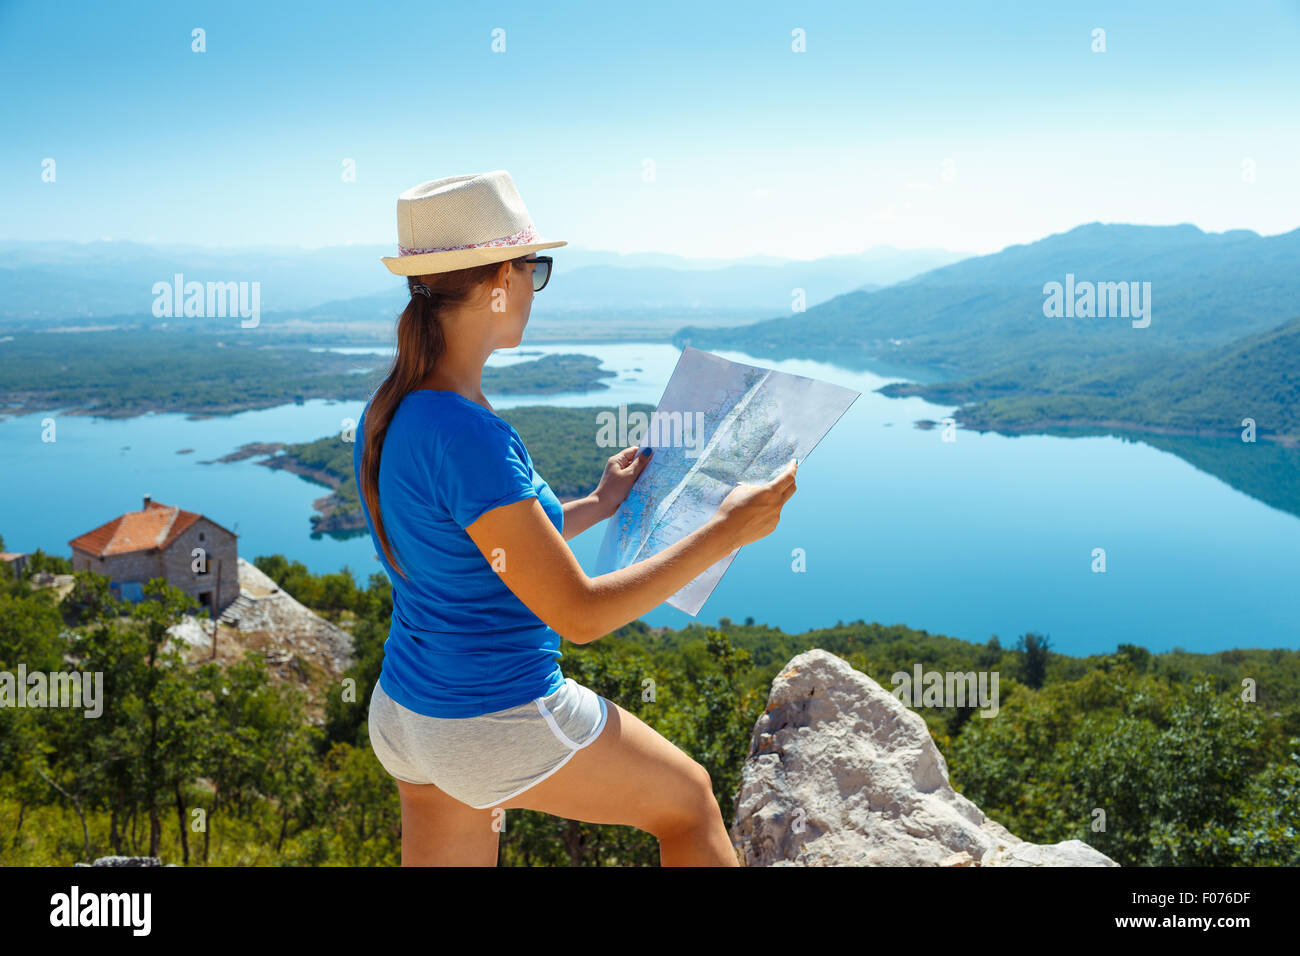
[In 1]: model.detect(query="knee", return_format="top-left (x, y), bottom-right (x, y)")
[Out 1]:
top-left (648, 762), bottom-right (722, 838)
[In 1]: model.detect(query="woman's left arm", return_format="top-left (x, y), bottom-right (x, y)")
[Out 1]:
top-left (560, 445), bottom-right (652, 541)
top-left (561, 494), bottom-right (611, 540)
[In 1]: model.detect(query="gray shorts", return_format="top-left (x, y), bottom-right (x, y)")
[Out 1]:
top-left (368, 676), bottom-right (610, 809)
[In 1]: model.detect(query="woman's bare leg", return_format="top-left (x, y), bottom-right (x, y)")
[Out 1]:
top-left (395, 778), bottom-right (500, 866)
top-left (499, 700), bottom-right (739, 866)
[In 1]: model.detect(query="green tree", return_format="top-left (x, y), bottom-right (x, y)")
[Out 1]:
top-left (319, 742), bottom-right (400, 865)
top-left (1016, 632), bottom-right (1052, 689)
top-left (0, 589), bottom-right (69, 852)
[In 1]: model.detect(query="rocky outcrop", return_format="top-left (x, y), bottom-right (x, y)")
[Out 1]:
top-left (166, 558), bottom-right (354, 726)
top-left (170, 557), bottom-right (354, 673)
top-left (731, 649), bottom-right (1118, 867)
top-left (74, 856), bottom-right (174, 867)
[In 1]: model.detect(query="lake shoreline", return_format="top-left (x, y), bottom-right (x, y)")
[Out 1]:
top-left (936, 416), bottom-right (1300, 448)
top-left (6, 340), bottom-right (1297, 655)
top-left (210, 441), bottom-right (591, 535)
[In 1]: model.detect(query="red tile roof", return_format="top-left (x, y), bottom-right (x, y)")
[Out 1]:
top-left (68, 501), bottom-right (233, 557)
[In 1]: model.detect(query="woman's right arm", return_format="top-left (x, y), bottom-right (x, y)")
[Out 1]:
top-left (465, 459), bottom-right (798, 645)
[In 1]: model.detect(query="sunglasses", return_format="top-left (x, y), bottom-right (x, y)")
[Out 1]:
top-left (522, 255), bottom-right (553, 292)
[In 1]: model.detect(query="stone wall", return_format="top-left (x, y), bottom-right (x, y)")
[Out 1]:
top-left (73, 548), bottom-right (160, 587)
top-left (159, 518), bottom-right (238, 616)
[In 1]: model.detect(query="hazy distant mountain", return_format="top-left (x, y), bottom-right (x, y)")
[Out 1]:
top-left (0, 240), bottom-right (965, 323)
top-left (673, 223), bottom-right (1300, 374)
top-left (544, 247), bottom-right (962, 279)
top-left (539, 265), bottom-right (898, 313)
top-left (0, 241), bottom-right (398, 321)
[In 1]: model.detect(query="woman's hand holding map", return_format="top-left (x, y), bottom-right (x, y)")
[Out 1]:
top-left (709, 457), bottom-right (799, 549)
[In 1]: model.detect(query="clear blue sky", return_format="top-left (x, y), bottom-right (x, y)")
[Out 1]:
top-left (2, 0), bottom-right (1298, 257)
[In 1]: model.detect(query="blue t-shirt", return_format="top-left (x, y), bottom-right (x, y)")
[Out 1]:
top-left (353, 389), bottom-right (567, 718)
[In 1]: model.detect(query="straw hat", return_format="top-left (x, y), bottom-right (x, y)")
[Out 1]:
top-left (380, 170), bottom-right (567, 276)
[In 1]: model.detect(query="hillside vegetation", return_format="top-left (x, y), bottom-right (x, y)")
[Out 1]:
top-left (884, 315), bottom-right (1300, 443)
top-left (2, 544), bottom-right (1296, 867)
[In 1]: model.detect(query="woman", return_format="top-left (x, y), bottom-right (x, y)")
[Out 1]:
top-left (354, 171), bottom-right (797, 867)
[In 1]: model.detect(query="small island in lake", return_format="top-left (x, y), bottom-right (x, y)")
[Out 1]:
top-left (215, 402), bottom-right (658, 537)
top-left (0, 329), bottom-right (617, 420)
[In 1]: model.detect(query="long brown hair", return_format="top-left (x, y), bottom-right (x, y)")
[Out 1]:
top-left (360, 258), bottom-right (526, 580)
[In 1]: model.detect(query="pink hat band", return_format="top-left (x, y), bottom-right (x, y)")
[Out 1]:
top-left (397, 223), bottom-right (540, 257)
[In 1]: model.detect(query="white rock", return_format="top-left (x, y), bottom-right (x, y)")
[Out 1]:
top-left (731, 649), bottom-right (1118, 867)
top-left (221, 558), bottom-right (354, 672)
top-left (167, 614), bottom-right (212, 649)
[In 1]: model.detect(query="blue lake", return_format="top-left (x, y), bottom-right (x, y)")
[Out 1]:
top-left (3, 342), bottom-right (1297, 657)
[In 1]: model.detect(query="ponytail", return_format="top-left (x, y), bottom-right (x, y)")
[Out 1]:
top-left (360, 261), bottom-right (524, 580)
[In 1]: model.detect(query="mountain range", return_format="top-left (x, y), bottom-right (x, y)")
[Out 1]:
top-left (675, 223), bottom-right (1300, 442)
top-left (674, 223), bottom-right (1300, 372)
top-left (0, 240), bottom-right (963, 324)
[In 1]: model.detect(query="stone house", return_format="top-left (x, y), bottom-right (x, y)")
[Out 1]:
top-left (68, 495), bottom-right (239, 617)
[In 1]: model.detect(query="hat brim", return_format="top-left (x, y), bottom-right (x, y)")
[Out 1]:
top-left (381, 240), bottom-right (567, 277)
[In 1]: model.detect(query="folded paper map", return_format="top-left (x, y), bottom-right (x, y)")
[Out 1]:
top-left (595, 347), bottom-right (861, 615)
